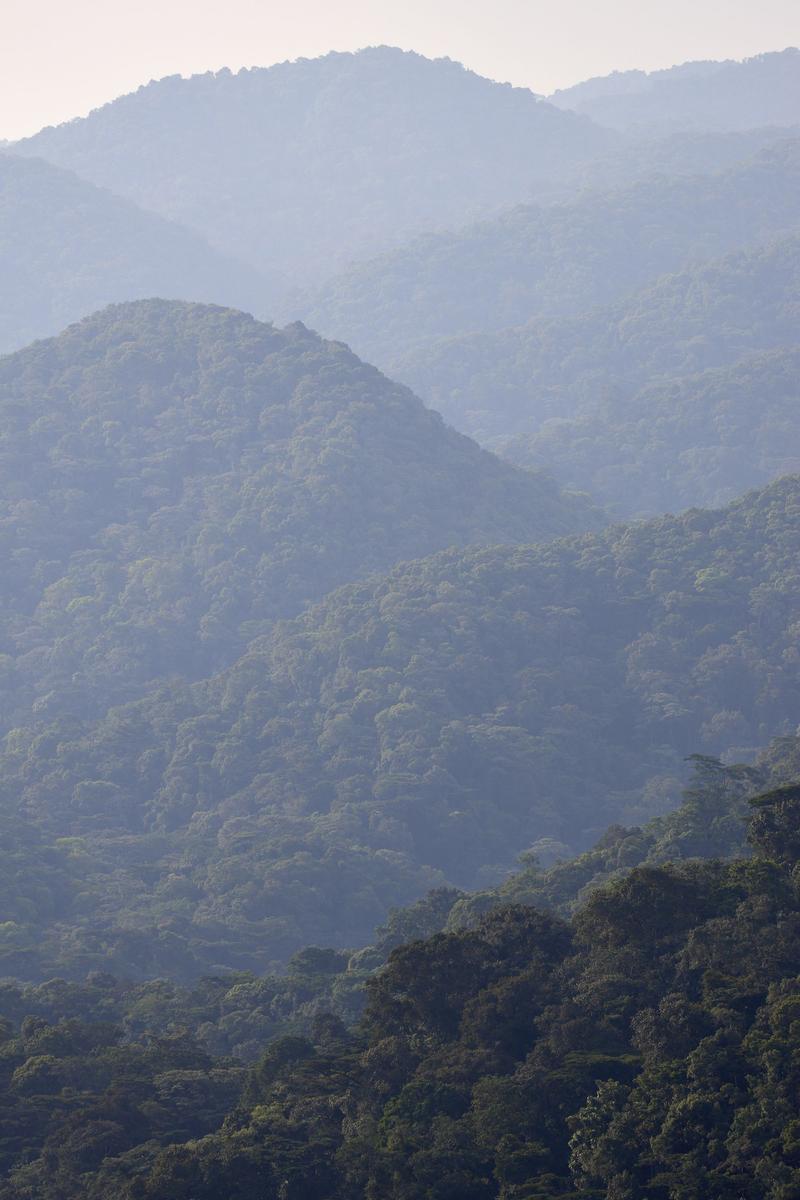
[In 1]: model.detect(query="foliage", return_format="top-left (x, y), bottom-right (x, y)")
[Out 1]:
top-left (502, 346), bottom-right (800, 517)
top-left (3, 475), bottom-right (800, 977)
top-left (0, 298), bottom-right (594, 734)
top-left (2, 754), bottom-right (800, 1197)
top-left (397, 232), bottom-right (800, 442)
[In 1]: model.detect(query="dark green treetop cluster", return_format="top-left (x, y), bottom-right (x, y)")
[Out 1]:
top-left (2, 744), bottom-right (800, 1198)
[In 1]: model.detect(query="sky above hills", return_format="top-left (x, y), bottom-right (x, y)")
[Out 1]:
top-left (4, 0), bottom-right (799, 139)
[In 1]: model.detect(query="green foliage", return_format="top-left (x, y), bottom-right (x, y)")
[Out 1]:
top-left (3, 473), bottom-right (800, 977)
top-left (3, 757), bottom-right (800, 1198)
top-left (504, 347), bottom-right (800, 517)
top-left (0, 298), bottom-right (593, 735)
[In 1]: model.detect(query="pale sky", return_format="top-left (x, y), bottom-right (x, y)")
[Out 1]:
top-left (3, 0), bottom-right (800, 141)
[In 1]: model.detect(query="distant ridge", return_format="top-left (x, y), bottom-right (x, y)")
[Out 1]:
top-left (16, 47), bottom-right (610, 284)
top-left (551, 47), bottom-right (800, 131)
top-left (0, 153), bottom-right (276, 354)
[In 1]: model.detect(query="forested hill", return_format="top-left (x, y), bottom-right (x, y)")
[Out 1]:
top-left (0, 298), bottom-right (596, 732)
top-left (2, 745), bottom-right (800, 1198)
top-left (551, 46), bottom-right (800, 132)
top-left (300, 137), bottom-right (800, 365)
top-left (503, 347), bottom-right (800, 518)
top-left (399, 233), bottom-right (800, 442)
top-left (3, 475), bottom-right (800, 979)
top-left (15, 47), bottom-right (608, 283)
top-left (0, 154), bottom-right (274, 354)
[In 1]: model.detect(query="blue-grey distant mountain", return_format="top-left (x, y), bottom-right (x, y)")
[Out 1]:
top-left (503, 346), bottom-right (800, 518)
top-left (16, 47), bottom-right (609, 284)
top-left (0, 153), bottom-right (274, 354)
top-left (300, 138), bottom-right (800, 367)
top-left (395, 232), bottom-right (800, 442)
top-left (550, 47), bottom-right (800, 133)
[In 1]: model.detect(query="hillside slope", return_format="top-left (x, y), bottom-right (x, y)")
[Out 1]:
top-left (397, 233), bottom-right (800, 441)
top-left (3, 476), bottom-right (799, 978)
top-left (0, 299), bottom-right (595, 731)
top-left (16, 47), bottom-right (608, 283)
top-left (503, 346), bottom-right (800, 518)
top-left (0, 154), bottom-right (274, 353)
top-left (300, 138), bottom-right (800, 365)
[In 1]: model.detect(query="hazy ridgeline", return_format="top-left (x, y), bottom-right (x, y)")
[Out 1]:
top-left (1, 38), bottom-right (800, 1200)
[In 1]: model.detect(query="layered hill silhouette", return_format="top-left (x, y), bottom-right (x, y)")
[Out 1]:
top-left (504, 347), bottom-right (800, 517)
top-left (3, 475), bottom-right (799, 979)
top-left (397, 233), bottom-right (800, 441)
top-left (0, 298), bottom-right (596, 733)
top-left (16, 48), bottom-right (609, 283)
top-left (301, 138), bottom-right (800, 366)
top-left (0, 154), bottom-right (275, 354)
top-left (551, 46), bottom-right (800, 133)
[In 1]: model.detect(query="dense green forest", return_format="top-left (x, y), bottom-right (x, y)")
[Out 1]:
top-left (502, 346), bottom-right (800, 517)
top-left (2, 475), bottom-right (799, 979)
top-left (0, 298), bottom-right (595, 733)
top-left (397, 233), bottom-right (800, 442)
top-left (3, 33), bottom-right (800, 1200)
top-left (2, 744), bottom-right (800, 1197)
top-left (16, 48), bottom-right (608, 283)
top-left (301, 138), bottom-right (800, 366)
top-left (0, 154), bottom-right (274, 354)
top-left (551, 46), bottom-right (800, 132)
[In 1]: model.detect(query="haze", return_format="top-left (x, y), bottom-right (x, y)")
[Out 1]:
top-left (3, 0), bottom-right (799, 140)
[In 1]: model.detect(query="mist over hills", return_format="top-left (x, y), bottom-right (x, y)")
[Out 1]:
top-left (3, 474), bottom-right (799, 980)
top-left (551, 46), bottom-right (800, 133)
top-left (544, 123), bottom-right (800, 200)
top-left (396, 233), bottom-right (800, 443)
top-left (0, 154), bottom-right (275, 354)
top-left (300, 137), bottom-right (800, 367)
top-left (0, 298), bottom-right (596, 734)
top-left (3, 32), bottom-right (800, 1200)
top-left (504, 347), bottom-right (800, 518)
top-left (15, 47), bottom-right (609, 284)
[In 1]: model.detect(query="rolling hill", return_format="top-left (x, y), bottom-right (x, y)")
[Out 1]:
top-left (299, 138), bottom-right (800, 368)
top-left (503, 346), bottom-right (800, 518)
top-left (396, 233), bottom-right (800, 442)
top-left (16, 47), bottom-right (609, 284)
top-left (2, 475), bottom-right (799, 979)
top-left (0, 298), bottom-right (596, 734)
top-left (0, 153), bottom-right (274, 354)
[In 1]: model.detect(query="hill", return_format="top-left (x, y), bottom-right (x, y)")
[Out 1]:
top-left (503, 346), bottom-right (800, 518)
top-left (300, 138), bottom-right (800, 366)
top-left (15, 47), bottom-right (609, 284)
top-left (397, 233), bottom-right (800, 442)
top-left (551, 46), bottom-right (800, 133)
top-left (0, 154), bottom-right (274, 354)
top-left (2, 751), bottom-right (800, 1198)
top-left (548, 123), bottom-right (800, 199)
top-left (3, 475), bottom-right (800, 979)
top-left (0, 298), bottom-right (596, 734)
